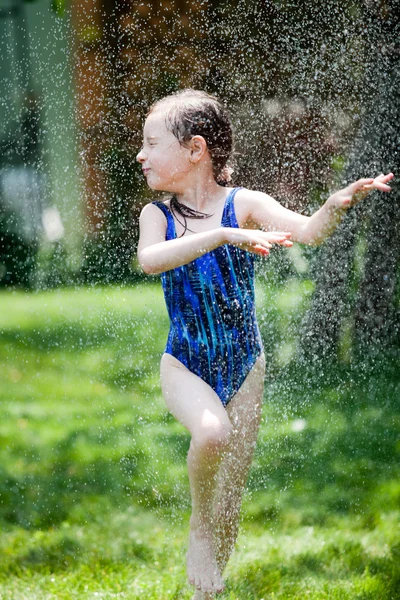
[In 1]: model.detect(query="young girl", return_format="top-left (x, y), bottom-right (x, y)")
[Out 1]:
top-left (136, 89), bottom-right (393, 598)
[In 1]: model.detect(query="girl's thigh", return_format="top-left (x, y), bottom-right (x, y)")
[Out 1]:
top-left (226, 353), bottom-right (266, 454)
top-left (214, 354), bottom-right (266, 506)
top-left (160, 353), bottom-right (231, 437)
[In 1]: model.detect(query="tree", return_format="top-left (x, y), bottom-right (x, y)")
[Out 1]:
top-left (71, 0), bottom-right (209, 282)
top-left (301, 0), bottom-right (400, 361)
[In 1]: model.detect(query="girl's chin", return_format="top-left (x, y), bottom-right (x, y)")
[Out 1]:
top-left (147, 182), bottom-right (167, 191)
top-left (144, 175), bottom-right (164, 190)
top-left (147, 180), bottom-right (177, 193)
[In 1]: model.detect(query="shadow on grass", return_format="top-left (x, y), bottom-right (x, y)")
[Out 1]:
top-left (227, 541), bottom-right (400, 600)
top-left (0, 317), bottom-right (163, 355)
top-left (0, 419), bottom-right (190, 530)
top-left (0, 350), bottom-right (399, 531)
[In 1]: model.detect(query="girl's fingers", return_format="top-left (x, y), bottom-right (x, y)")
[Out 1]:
top-left (361, 182), bottom-right (392, 192)
top-left (348, 179), bottom-right (373, 194)
top-left (256, 239), bottom-right (272, 248)
top-left (267, 237), bottom-right (288, 243)
top-left (355, 173), bottom-right (394, 190)
top-left (381, 172), bottom-right (394, 182)
top-left (275, 239), bottom-right (293, 246)
top-left (371, 173), bottom-right (394, 185)
top-left (357, 178), bottom-right (375, 186)
top-left (348, 173), bottom-right (393, 200)
top-left (253, 244), bottom-right (270, 256)
top-left (263, 232), bottom-right (292, 243)
top-left (329, 173), bottom-right (393, 209)
top-left (373, 183), bottom-right (391, 190)
top-left (269, 240), bottom-right (293, 247)
top-left (268, 231), bottom-right (292, 236)
top-left (236, 230), bottom-right (293, 254)
top-left (248, 239), bottom-right (271, 250)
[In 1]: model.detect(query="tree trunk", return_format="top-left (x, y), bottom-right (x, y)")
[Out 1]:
top-left (71, 0), bottom-right (108, 237)
top-left (301, 1), bottom-right (400, 361)
top-left (354, 193), bottom-right (400, 350)
top-left (353, 51), bottom-right (400, 349)
top-left (300, 207), bottom-right (360, 361)
top-left (70, 0), bottom-right (209, 282)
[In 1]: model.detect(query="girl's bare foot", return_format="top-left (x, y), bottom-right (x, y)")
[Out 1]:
top-left (187, 519), bottom-right (224, 594)
top-left (192, 590), bottom-right (215, 600)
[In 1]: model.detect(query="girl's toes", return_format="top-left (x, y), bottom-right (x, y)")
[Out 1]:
top-left (204, 576), bottom-right (214, 593)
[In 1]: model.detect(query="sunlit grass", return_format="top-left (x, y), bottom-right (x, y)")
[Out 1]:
top-left (0, 281), bottom-right (399, 599)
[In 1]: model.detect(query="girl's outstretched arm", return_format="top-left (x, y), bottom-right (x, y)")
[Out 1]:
top-left (243, 173), bottom-right (394, 246)
top-left (138, 203), bottom-right (292, 274)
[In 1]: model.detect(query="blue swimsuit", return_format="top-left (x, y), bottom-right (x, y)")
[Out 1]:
top-left (153, 187), bottom-right (263, 407)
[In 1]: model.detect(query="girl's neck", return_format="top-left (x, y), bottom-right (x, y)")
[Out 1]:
top-left (174, 177), bottom-right (227, 213)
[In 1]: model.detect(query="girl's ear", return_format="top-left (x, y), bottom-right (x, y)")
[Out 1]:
top-left (189, 135), bottom-right (207, 164)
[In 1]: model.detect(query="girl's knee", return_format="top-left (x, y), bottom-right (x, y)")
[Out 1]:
top-left (192, 420), bottom-right (233, 455)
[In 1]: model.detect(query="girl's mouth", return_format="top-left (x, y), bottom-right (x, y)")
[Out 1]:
top-left (142, 168), bottom-right (150, 176)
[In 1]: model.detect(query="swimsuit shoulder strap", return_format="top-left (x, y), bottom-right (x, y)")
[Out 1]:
top-left (152, 200), bottom-right (176, 240)
top-left (221, 187), bottom-right (243, 228)
top-left (152, 200), bottom-right (170, 218)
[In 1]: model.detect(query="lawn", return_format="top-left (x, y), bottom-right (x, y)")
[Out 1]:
top-left (0, 280), bottom-right (399, 599)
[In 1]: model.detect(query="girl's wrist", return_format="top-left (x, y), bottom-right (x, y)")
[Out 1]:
top-left (326, 195), bottom-right (349, 216)
top-left (219, 227), bottom-right (232, 246)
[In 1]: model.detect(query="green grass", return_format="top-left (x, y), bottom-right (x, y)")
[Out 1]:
top-left (0, 281), bottom-right (399, 599)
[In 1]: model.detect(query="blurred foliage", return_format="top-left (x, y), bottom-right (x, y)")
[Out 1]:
top-left (50, 0), bottom-right (66, 17)
top-left (71, 0), bottom-right (370, 282)
top-left (1, 0), bottom-right (398, 359)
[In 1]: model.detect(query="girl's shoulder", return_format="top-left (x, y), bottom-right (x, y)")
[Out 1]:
top-left (233, 188), bottom-right (276, 227)
top-left (234, 187), bottom-right (275, 203)
top-left (141, 197), bottom-right (171, 213)
top-left (139, 199), bottom-right (171, 227)
top-left (235, 188), bottom-right (277, 229)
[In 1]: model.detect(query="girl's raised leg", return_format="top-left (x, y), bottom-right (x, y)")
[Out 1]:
top-left (160, 353), bottom-right (232, 595)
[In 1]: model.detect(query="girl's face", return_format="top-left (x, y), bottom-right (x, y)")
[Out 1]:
top-left (136, 109), bottom-right (192, 192)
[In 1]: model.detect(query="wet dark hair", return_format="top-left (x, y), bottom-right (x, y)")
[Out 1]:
top-left (148, 89), bottom-right (234, 235)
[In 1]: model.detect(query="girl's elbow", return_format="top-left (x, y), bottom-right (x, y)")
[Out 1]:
top-left (139, 263), bottom-right (160, 276)
top-left (139, 263), bottom-right (155, 275)
top-left (298, 225), bottom-right (323, 246)
top-left (137, 251), bottom-right (159, 275)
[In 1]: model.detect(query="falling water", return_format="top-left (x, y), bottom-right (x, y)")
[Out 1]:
top-left (0, 0), bottom-right (399, 598)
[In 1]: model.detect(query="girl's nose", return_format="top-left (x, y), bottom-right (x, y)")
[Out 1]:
top-left (136, 148), bottom-right (146, 163)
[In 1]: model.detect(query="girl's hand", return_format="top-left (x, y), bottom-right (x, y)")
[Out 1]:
top-left (328, 173), bottom-right (394, 210)
top-left (227, 229), bottom-right (293, 256)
